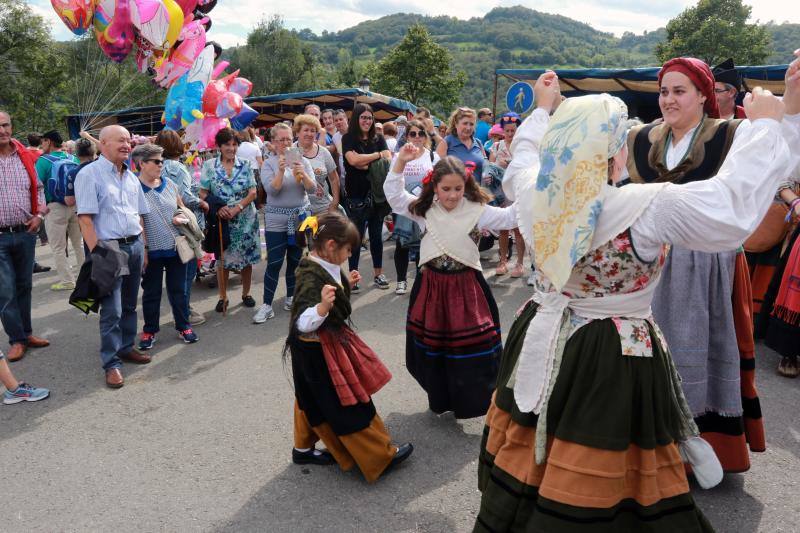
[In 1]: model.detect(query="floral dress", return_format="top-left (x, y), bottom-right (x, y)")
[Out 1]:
top-left (200, 156), bottom-right (260, 270)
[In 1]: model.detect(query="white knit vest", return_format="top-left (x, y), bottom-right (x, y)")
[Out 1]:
top-left (419, 199), bottom-right (485, 271)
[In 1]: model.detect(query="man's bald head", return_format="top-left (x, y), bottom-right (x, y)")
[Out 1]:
top-left (99, 125), bottom-right (132, 167)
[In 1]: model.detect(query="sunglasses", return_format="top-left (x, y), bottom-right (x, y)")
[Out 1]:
top-left (359, 115), bottom-right (374, 121)
top-left (407, 130), bottom-right (426, 138)
top-left (144, 159), bottom-right (164, 165)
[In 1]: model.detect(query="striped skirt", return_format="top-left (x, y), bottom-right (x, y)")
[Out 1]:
top-left (474, 301), bottom-right (714, 532)
top-left (406, 265), bottom-right (502, 419)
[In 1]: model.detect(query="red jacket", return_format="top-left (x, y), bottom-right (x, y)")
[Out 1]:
top-left (10, 138), bottom-right (41, 215)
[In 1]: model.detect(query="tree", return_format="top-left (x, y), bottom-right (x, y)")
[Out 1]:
top-left (655, 0), bottom-right (771, 65)
top-left (229, 15), bottom-right (315, 95)
top-left (368, 24), bottom-right (466, 114)
top-left (0, 0), bottom-right (68, 133)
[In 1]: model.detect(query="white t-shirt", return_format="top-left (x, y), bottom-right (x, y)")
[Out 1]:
top-left (385, 137), bottom-right (398, 153)
top-left (391, 149), bottom-right (440, 188)
top-left (237, 142), bottom-right (261, 170)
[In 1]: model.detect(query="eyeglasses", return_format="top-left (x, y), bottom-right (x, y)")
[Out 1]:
top-left (359, 115), bottom-right (374, 121)
top-left (144, 159), bottom-right (164, 165)
top-left (713, 88), bottom-right (733, 94)
top-left (407, 130), bottom-right (425, 138)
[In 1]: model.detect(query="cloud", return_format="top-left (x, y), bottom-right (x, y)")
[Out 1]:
top-left (29, 0), bottom-right (800, 46)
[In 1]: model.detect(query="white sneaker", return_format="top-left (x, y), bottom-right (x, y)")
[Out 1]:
top-left (395, 281), bottom-right (408, 295)
top-left (253, 304), bottom-right (275, 324)
top-left (527, 273), bottom-right (536, 287)
top-left (284, 297), bottom-right (294, 311)
top-left (188, 308), bottom-right (206, 326)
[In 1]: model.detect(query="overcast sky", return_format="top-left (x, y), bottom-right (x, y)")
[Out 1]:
top-left (30, 0), bottom-right (800, 49)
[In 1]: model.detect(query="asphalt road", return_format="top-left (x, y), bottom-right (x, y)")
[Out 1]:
top-left (1, 242), bottom-right (798, 532)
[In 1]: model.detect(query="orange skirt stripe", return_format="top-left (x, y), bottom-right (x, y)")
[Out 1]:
top-left (293, 401), bottom-right (395, 483)
top-left (484, 402), bottom-right (691, 509)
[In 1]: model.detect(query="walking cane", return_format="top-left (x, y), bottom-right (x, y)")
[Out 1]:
top-left (218, 214), bottom-right (227, 316)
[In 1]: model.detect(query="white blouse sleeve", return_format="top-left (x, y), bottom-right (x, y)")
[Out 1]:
top-left (503, 108), bottom-right (550, 202)
top-left (383, 169), bottom-right (427, 231)
top-left (296, 306), bottom-right (328, 333)
top-left (478, 204), bottom-right (519, 231)
top-left (631, 117), bottom-right (799, 261)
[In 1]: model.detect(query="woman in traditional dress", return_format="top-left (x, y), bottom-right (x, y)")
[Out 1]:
top-left (384, 147), bottom-right (520, 419)
top-left (624, 58), bottom-right (800, 472)
top-left (287, 212), bottom-right (413, 482)
top-left (756, 194), bottom-right (800, 376)
top-left (199, 128), bottom-right (260, 313)
top-left (474, 68), bottom-right (799, 532)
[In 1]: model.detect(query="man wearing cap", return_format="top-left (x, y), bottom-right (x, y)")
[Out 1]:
top-left (35, 130), bottom-right (84, 291)
top-left (713, 58), bottom-right (747, 120)
top-left (0, 110), bottom-right (51, 363)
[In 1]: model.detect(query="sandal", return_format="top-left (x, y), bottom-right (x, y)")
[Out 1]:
top-left (242, 295), bottom-right (256, 308)
top-left (510, 264), bottom-right (525, 278)
top-left (215, 299), bottom-right (228, 313)
top-left (495, 262), bottom-right (508, 276)
top-left (777, 355), bottom-right (799, 378)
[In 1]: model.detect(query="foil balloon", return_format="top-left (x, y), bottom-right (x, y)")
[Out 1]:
top-left (174, 0), bottom-right (199, 16)
top-left (229, 77), bottom-right (253, 98)
top-left (129, 0), bottom-right (183, 50)
top-left (196, 0), bottom-right (216, 13)
top-left (201, 70), bottom-right (238, 116)
top-left (163, 44), bottom-right (214, 129)
top-left (153, 15), bottom-right (208, 88)
top-left (92, 0), bottom-right (135, 63)
top-left (184, 116), bottom-right (227, 150)
top-left (51, 0), bottom-right (94, 35)
top-left (215, 91), bottom-right (242, 119)
top-left (229, 103), bottom-right (258, 131)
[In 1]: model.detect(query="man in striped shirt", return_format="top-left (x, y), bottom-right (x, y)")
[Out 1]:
top-left (0, 110), bottom-right (51, 364)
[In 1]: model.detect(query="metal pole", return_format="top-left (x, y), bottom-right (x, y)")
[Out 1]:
top-left (492, 72), bottom-right (499, 118)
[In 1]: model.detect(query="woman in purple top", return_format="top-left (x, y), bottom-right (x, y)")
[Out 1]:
top-left (436, 107), bottom-right (487, 178)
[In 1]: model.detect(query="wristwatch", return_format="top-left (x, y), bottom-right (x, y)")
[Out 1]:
top-left (36, 213), bottom-right (45, 221)
top-left (238, 203), bottom-right (245, 211)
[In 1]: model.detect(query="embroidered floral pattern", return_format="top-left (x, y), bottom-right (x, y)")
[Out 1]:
top-left (536, 229), bottom-right (668, 357)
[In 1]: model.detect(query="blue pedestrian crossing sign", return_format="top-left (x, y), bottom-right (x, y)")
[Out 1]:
top-left (506, 82), bottom-right (534, 114)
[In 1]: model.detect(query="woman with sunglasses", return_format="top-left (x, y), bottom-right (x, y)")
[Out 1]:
top-left (131, 144), bottom-right (198, 352)
top-left (489, 112), bottom-right (526, 278)
top-left (342, 103), bottom-right (392, 291)
top-left (390, 119), bottom-right (440, 295)
top-left (437, 107), bottom-right (487, 179)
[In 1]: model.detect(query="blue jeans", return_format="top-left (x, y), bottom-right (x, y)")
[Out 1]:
top-left (0, 232), bottom-right (36, 345)
top-left (185, 257), bottom-right (197, 305)
top-left (263, 231), bottom-right (301, 306)
top-left (347, 202), bottom-right (384, 272)
top-left (142, 254), bottom-right (189, 334)
top-left (99, 238), bottom-right (144, 370)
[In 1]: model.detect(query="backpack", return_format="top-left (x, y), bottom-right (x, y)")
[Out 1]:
top-left (42, 154), bottom-right (78, 204)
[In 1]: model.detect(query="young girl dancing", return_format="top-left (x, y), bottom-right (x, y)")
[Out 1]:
top-left (287, 212), bottom-right (413, 483)
top-left (384, 146), bottom-right (520, 419)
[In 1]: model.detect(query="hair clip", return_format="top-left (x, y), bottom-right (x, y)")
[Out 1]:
top-left (422, 169), bottom-right (434, 185)
top-left (464, 161), bottom-right (476, 179)
top-left (299, 216), bottom-right (319, 236)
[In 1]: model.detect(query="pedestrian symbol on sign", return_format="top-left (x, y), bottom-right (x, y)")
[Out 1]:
top-left (506, 82), bottom-right (534, 114)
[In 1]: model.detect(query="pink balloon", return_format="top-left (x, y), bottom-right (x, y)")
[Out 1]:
top-left (211, 60), bottom-right (229, 79)
top-left (215, 92), bottom-right (242, 119)
top-left (174, 0), bottom-right (198, 16)
top-left (229, 77), bottom-right (253, 98)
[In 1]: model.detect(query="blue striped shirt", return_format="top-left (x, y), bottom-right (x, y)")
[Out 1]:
top-left (74, 155), bottom-right (150, 240)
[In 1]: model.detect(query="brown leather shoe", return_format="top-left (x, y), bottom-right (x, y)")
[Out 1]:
top-left (105, 368), bottom-right (124, 388)
top-left (119, 349), bottom-right (151, 365)
top-left (26, 335), bottom-right (50, 348)
top-left (6, 343), bottom-right (26, 362)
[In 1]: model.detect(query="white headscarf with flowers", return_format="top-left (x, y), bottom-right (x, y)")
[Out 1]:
top-left (531, 94), bottom-right (630, 291)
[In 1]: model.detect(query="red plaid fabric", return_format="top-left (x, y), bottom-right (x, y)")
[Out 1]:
top-left (0, 146), bottom-right (43, 226)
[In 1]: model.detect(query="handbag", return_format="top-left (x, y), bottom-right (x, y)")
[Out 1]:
top-left (175, 235), bottom-right (195, 264)
top-left (743, 202), bottom-right (792, 253)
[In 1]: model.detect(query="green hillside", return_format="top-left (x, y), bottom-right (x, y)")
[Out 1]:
top-left (277, 6), bottom-right (797, 109)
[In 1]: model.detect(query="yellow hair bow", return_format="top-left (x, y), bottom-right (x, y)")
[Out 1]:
top-left (298, 216), bottom-right (319, 236)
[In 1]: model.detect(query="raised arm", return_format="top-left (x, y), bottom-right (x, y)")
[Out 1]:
top-left (632, 90), bottom-right (799, 260)
top-left (384, 144), bottom-right (426, 227)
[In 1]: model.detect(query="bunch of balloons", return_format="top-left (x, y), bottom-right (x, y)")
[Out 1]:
top-left (52, 0), bottom-right (259, 146)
